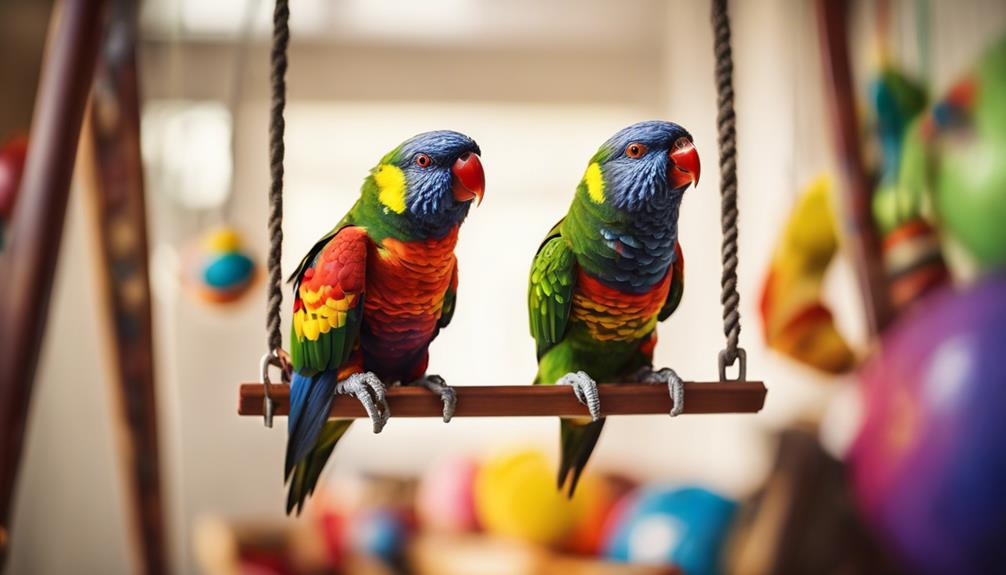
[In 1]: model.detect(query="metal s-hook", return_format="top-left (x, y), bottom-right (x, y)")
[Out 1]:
top-left (259, 349), bottom-right (285, 428)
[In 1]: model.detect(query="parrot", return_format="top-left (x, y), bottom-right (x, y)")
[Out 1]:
top-left (528, 121), bottom-right (699, 497)
top-left (284, 130), bottom-right (485, 514)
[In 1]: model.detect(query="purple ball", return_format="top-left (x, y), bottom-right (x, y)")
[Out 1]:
top-left (851, 274), bottom-right (1006, 574)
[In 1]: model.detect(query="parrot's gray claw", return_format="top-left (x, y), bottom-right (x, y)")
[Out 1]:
top-left (635, 366), bottom-right (684, 417)
top-left (409, 374), bottom-right (456, 423)
top-left (558, 371), bottom-right (601, 421)
top-left (335, 372), bottom-right (390, 433)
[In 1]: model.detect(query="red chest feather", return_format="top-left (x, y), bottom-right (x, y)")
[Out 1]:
top-left (571, 268), bottom-right (671, 341)
top-left (363, 227), bottom-right (458, 350)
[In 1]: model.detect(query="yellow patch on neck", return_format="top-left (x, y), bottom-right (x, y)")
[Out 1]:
top-left (374, 164), bottom-right (407, 214)
top-left (584, 162), bottom-right (605, 204)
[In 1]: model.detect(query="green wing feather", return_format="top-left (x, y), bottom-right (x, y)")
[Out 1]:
top-left (289, 224), bottom-right (369, 375)
top-left (528, 220), bottom-right (578, 360)
top-left (438, 258), bottom-right (459, 329)
top-left (288, 212), bottom-right (353, 285)
top-left (285, 223), bottom-right (369, 515)
top-left (658, 241), bottom-right (685, 322)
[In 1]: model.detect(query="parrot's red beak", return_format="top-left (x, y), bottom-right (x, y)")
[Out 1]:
top-left (668, 137), bottom-right (700, 190)
top-left (451, 152), bottom-right (485, 206)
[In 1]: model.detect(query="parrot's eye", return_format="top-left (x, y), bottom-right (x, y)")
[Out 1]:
top-left (415, 153), bottom-right (432, 168)
top-left (625, 143), bottom-right (647, 159)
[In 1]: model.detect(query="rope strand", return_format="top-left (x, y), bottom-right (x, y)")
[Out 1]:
top-left (266, 0), bottom-right (289, 355)
top-left (711, 0), bottom-right (743, 367)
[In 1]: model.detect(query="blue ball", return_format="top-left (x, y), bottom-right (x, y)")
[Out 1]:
top-left (202, 251), bottom-right (254, 290)
top-left (353, 510), bottom-right (407, 560)
top-left (604, 486), bottom-right (736, 575)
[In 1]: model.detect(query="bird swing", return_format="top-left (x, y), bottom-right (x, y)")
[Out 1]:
top-left (237, 0), bottom-right (766, 427)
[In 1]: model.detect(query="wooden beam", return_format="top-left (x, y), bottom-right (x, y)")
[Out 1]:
top-left (76, 1), bottom-right (169, 573)
top-left (816, 0), bottom-right (894, 335)
top-left (238, 382), bottom-right (767, 419)
top-left (0, 0), bottom-right (106, 565)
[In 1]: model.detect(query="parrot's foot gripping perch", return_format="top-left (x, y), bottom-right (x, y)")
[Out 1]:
top-left (336, 372), bottom-right (390, 433)
top-left (635, 366), bottom-right (685, 417)
top-left (408, 374), bottom-right (457, 423)
top-left (559, 371), bottom-right (601, 421)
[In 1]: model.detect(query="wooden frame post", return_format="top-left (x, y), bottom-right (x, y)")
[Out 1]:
top-left (0, 0), bottom-right (107, 564)
top-left (76, 1), bottom-right (169, 572)
top-left (816, 0), bottom-right (894, 335)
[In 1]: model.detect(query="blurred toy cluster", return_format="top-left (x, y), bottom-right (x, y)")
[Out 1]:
top-left (759, 32), bottom-right (1006, 575)
top-left (194, 448), bottom-right (740, 575)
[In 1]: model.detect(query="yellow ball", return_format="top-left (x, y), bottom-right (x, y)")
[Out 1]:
top-left (474, 449), bottom-right (593, 547)
top-left (202, 227), bottom-right (242, 253)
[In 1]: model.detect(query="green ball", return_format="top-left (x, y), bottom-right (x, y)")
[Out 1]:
top-left (934, 38), bottom-right (1006, 272)
top-left (935, 135), bottom-right (1006, 270)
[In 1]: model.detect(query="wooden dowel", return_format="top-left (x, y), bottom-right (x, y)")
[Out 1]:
top-left (238, 382), bottom-right (767, 419)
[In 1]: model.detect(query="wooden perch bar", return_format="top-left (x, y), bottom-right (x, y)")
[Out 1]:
top-left (238, 382), bottom-right (767, 419)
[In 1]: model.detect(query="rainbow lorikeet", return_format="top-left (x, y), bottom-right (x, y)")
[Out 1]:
top-left (285, 130), bottom-right (485, 514)
top-left (528, 121), bottom-right (699, 496)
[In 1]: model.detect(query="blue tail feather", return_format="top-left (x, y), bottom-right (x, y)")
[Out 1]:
top-left (285, 371), bottom-right (338, 478)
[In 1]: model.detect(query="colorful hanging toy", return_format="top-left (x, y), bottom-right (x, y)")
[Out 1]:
top-left (759, 175), bottom-right (856, 374)
top-left (869, 66), bottom-right (950, 311)
top-left (181, 0), bottom-right (260, 306)
top-left (185, 227), bottom-right (257, 304)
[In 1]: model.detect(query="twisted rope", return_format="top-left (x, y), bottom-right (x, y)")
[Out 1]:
top-left (711, 0), bottom-right (743, 370)
top-left (266, 0), bottom-right (289, 355)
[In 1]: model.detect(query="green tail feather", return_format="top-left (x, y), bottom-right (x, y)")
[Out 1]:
top-left (558, 417), bottom-right (606, 498)
top-left (286, 420), bottom-right (352, 515)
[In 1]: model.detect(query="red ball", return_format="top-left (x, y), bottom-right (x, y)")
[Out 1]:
top-left (0, 134), bottom-right (28, 219)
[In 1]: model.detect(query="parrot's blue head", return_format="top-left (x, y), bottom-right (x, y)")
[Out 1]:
top-left (584, 120), bottom-right (700, 213)
top-left (373, 130), bottom-right (484, 236)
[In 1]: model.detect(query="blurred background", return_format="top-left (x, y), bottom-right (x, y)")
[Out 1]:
top-left (1, 0), bottom-right (1005, 573)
